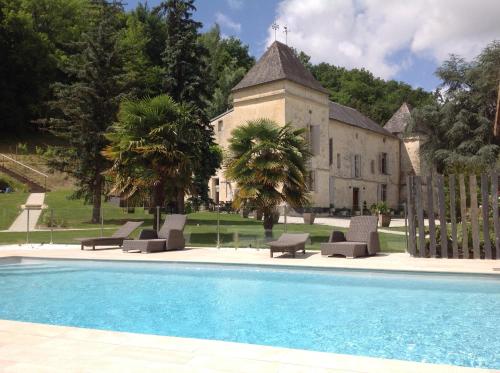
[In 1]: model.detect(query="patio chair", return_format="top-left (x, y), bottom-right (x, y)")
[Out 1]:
top-left (320, 216), bottom-right (380, 258)
top-left (122, 214), bottom-right (187, 253)
top-left (77, 221), bottom-right (144, 250)
top-left (267, 233), bottom-right (310, 258)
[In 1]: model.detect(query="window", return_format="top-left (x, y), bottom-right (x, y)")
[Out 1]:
top-left (371, 160), bottom-right (375, 174)
top-left (308, 171), bottom-right (316, 191)
top-left (217, 120), bottom-right (223, 132)
top-left (337, 153), bottom-right (341, 169)
top-left (309, 125), bottom-right (320, 156)
top-left (354, 154), bottom-right (361, 178)
top-left (380, 152), bottom-right (388, 174)
top-left (380, 184), bottom-right (387, 202)
top-left (328, 138), bottom-right (333, 166)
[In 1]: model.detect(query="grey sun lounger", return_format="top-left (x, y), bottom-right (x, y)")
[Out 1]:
top-left (268, 233), bottom-right (310, 258)
top-left (122, 214), bottom-right (187, 253)
top-left (77, 221), bottom-right (144, 250)
top-left (320, 216), bottom-right (380, 258)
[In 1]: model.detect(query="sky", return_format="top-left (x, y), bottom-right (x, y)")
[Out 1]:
top-left (125, 0), bottom-right (500, 92)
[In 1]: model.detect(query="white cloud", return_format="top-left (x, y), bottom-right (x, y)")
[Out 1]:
top-left (268, 0), bottom-right (500, 79)
top-left (216, 12), bottom-right (242, 33)
top-left (226, 0), bottom-right (243, 10)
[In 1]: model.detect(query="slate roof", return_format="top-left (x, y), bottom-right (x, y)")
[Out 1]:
top-left (232, 41), bottom-right (328, 94)
top-left (329, 101), bottom-right (394, 137)
top-left (384, 102), bottom-right (412, 134)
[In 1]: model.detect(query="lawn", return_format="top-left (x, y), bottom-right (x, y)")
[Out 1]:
top-left (0, 192), bottom-right (29, 230)
top-left (0, 190), bottom-right (407, 252)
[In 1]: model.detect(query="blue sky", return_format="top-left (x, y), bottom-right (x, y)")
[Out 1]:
top-left (125, 0), bottom-right (500, 92)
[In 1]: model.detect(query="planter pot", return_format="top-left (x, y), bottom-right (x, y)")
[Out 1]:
top-left (378, 213), bottom-right (391, 227)
top-left (303, 212), bottom-right (316, 225)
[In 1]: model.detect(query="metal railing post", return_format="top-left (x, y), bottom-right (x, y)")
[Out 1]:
top-left (100, 206), bottom-right (104, 237)
top-left (284, 204), bottom-right (288, 232)
top-left (50, 209), bottom-right (54, 244)
top-left (26, 208), bottom-right (30, 244)
top-left (404, 202), bottom-right (408, 253)
top-left (217, 204), bottom-right (220, 249)
top-left (156, 206), bottom-right (160, 233)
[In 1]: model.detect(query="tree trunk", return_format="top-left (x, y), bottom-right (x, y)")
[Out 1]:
top-left (263, 212), bottom-right (274, 231)
top-left (176, 188), bottom-right (185, 214)
top-left (91, 175), bottom-right (103, 224)
top-left (152, 183), bottom-right (165, 231)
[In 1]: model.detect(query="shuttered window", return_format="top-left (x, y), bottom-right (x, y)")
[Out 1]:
top-left (328, 138), bottom-right (333, 166)
top-left (354, 154), bottom-right (361, 178)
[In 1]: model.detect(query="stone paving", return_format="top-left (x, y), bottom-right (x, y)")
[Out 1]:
top-left (8, 193), bottom-right (45, 232)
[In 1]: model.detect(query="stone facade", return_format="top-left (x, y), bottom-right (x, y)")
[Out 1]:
top-left (209, 41), bottom-right (410, 213)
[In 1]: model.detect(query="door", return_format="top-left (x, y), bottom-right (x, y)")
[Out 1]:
top-left (352, 187), bottom-right (360, 212)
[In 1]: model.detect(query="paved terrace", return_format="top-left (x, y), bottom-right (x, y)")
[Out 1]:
top-left (0, 246), bottom-right (499, 372)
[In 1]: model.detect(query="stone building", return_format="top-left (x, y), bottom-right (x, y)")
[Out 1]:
top-left (209, 41), bottom-right (414, 213)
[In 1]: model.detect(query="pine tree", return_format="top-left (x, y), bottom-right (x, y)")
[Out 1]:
top-left (46, 0), bottom-right (126, 223)
top-left (156, 0), bottom-right (219, 211)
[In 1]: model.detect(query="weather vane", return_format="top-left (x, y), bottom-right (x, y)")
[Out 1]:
top-left (283, 26), bottom-right (290, 45)
top-left (272, 22), bottom-right (279, 41)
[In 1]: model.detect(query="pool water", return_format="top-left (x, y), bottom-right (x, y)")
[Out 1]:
top-left (0, 258), bottom-right (499, 369)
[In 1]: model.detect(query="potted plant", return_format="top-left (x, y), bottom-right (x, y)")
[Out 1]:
top-left (371, 202), bottom-right (391, 227)
top-left (303, 204), bottom-right (316, 225)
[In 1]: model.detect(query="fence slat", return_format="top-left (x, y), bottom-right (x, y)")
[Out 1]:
top-left (469, 175), bottom-right (480, 259)
top-left (415, 176), bottom-right (426, 257)
top-left (481, 174), bottom-right (491, 259)
top-left (436, 175), bottom-right (447, 258)
top-left (427, 176), bottom-right (437, 257)
top-left (449, 175), bottom-right (458, 258)
top-left (459, 174), bottom-right (468, 258)
top-left (492, 172), bottom-right (500, 259)
top-left (406, 175), bottom-right (416, 256)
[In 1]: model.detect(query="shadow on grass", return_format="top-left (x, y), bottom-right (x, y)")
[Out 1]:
top-left (187, 218), bottom-right (262, 226)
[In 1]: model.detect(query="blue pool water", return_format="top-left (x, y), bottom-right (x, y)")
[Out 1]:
top-left (0, 258), bottom-right (499, 369)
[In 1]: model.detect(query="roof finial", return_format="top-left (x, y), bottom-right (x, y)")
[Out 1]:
top-left (272, 22), bottom-right (279, 41)
top-left (283, 26), bottom-right (290, 45)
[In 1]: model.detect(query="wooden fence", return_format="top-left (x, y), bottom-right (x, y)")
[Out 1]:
top-left (406, 174), bottom-right (499, 259)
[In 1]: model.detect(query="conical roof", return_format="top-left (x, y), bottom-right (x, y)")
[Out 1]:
top-left (384, 102), bottom-right (412, 134)
top-left (232, 41), bottom-right (328, 94)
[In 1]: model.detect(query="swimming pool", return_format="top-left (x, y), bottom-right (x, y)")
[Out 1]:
top-left (0, 257), bottom-right (499, 369)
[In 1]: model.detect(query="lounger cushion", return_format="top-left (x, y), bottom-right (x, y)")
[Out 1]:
top-left (320, 241), bottom-right (367, 258)
top-left (122, 239), bottom-right (165, 253)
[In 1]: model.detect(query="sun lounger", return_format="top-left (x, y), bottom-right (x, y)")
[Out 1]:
top-left (268, 233), bottom-right (309, 258)
top-left (320, 216), bottom-right (380, 258)
top-left (122, 214), bottom-right (187, 253)
top-left (77, 221), bottom-right (143, 250)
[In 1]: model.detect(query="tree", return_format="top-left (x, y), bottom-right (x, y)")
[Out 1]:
top-left (201, 24), bottom-right (254, 119)
top-left (0, 0), bottom-right (89, 133)
top-left (103, 95), bottom-right (206, 228)
top-left (155, 0), bottom-right (220, 211)
top-left (225, 119), bottom-right (310, 232)
top-left (45, 1), bottom-right (126, 223)
top-left (407, 41), bottom-right (500, 173)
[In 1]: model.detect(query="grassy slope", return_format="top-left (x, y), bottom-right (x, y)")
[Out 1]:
top-left (0, 190), bottom-right (406, 252)
top-left (0, 192), bottom-right (29, 230)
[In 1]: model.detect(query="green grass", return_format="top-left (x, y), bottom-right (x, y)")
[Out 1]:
top-left (0, 192), bottom-right (29, 229)
top-left (0, 190), bottom-right (407, 252)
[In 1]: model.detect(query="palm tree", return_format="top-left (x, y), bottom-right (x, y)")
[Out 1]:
top-left (103, 95), bottom-right (202, 228)
top-left (225, 118), bottom-right (310, 232)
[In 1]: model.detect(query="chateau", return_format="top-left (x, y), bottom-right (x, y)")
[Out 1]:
top-left (209, 41), bottom-right (422, 213)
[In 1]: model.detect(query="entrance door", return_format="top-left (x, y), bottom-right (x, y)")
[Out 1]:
top-left (352, 187), bottom-right (360, 212)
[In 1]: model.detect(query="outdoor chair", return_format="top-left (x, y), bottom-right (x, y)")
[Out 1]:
top-left (122, 214), bottom-right (187, 253)
top-left (320, 216), bottom-right (380, 258)
top-left (77, 221), bottom-right (143, 250)
top-left (267, 233), bottom-right (310, 258)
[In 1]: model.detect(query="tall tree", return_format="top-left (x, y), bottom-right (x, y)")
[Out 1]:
top-left (155, 0), bottom-right (219, 211)
top-left (407, 41), bottom-right (500, 173)
top-left (225, 119), bottom-right (310, 233)
top-left (46, 0), bottom-right (126, 223)
top-left (103, 95), bottom-right (204, 229)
